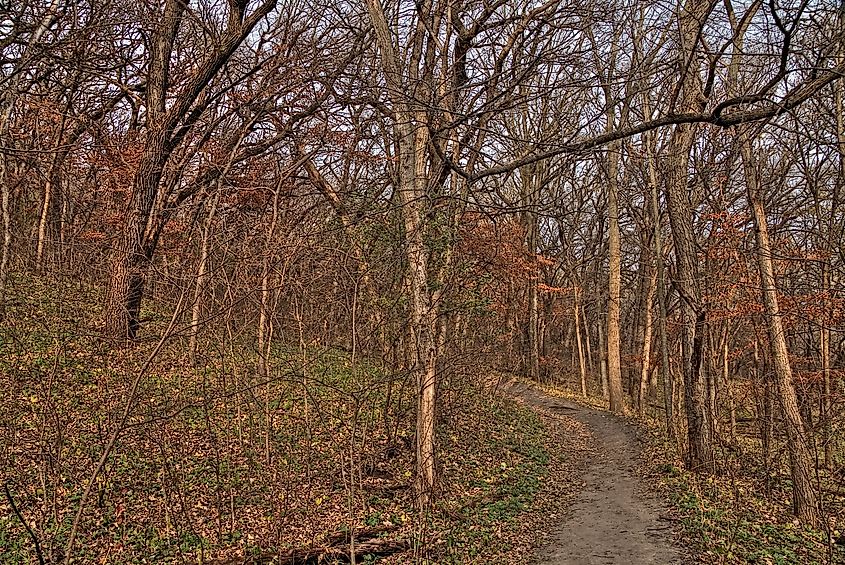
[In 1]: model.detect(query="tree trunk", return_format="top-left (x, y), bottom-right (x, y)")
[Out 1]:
top-left (754, 338), bottom-right (772, 475)
top-left (597, 314), bottom-right (609, 399)
top-left (189, 194), bottom-right (219, 365)
top-left (639, 267), bottom-right (656, 418)
top-left (821, 269), bottom-right (831, 468)
top-left (526, 197), bottom-right (540, 382)
top-left (365, 0), bottom-right (438, 507)
top-left (36, 167), bottom-right (56, 272)
top-left (825, 10), bottom-right (845, 466)
top-left (257, 188), bottom-right (280, 379)
top-left (575, 286), bottom-right (587, 396)
top-left (582, 303), bottom-right (593, 373)
top-left (607, 138), bottom-right (624, 413)
top-left (104, 142), bottom-right (167, 340)
top-left (740, 135), bottom-right (819, 527)
top-left (724, 336), bottom-right (736, 442)
top-left (647, 126), bottom-right (673, 434)
top-left (663, 0), bottom-right (715, 472)
top-left (103, 0), bottom-right (274, 339)
top-left (0, 155), bottom-right (10, 321)
top-left (666, 122), bottom-right (712, 470)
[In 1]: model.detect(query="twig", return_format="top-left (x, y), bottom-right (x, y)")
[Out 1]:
top-left (63, 290), bottom-right (188, 562)
top-left (3, 481), bottom-right (46, 565)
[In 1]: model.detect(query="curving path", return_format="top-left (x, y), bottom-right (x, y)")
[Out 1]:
top-left (508, 381), bottom-right (683, 565)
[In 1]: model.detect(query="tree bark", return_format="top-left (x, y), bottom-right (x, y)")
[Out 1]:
top-left (365, 0), bottom-right (438, 507)
top-left (646, 126), bottom-right (673, 433)
top-left (639, 266), bottom-right (656, 418)
top-left (739, 133), bottom-right (819, 527)
top-left (575, 286), bottom-right (587, 396)
top-left (525, 182), bottom-right (540, 382)
top-left (257, 188), bottom-right (280, 379)
top-left (665, 119), bottom-right (712, 470)
top-left (103, 0), bottom-right (276, 339)
top-left (582, 303), bottom-right (593, 374)
top-left (607, 138), bottom-right (624, 413)
top-left (104, 138), bottom-right (169, 339)
top-left (36, 156), bottom-right (60, 272)
top-left (663, 0), bottom-right (714, 470)
top-left (189, 193), bottom-right (219, 365)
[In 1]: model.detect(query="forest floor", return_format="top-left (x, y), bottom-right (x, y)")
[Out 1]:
top-left (506, 380), bottom-right (684, 565)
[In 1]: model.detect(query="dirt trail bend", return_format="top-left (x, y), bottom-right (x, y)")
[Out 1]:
top-left (509, 381), bottom-right (683, 565)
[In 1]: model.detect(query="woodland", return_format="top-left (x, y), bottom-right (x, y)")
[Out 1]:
top-left (1, 0), bottom-right (845, 563)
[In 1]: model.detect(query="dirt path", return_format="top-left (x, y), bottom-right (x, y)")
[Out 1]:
top-left (507, 381), bottom-right (683, 565)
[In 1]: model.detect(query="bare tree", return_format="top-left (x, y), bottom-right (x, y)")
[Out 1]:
top-left (104, 0), bottom-right (277, 339)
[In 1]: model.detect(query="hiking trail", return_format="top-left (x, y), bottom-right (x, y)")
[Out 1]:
top-left (508, 381), bottom-right (684, 565)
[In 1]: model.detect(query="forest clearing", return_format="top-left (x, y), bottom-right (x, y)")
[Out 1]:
top-left (2, 0), bottom-right (845, 563)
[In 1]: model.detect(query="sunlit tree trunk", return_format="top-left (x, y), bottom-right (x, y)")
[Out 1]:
top-left (639, 267), bottom-right (656, 417)
top-left (36, 151), bottom-right (60, 272)
top-left (189, 193), bottom-right (219, 365)
top-left (740, 133), bottom-right (819, 527)
top-left (365, 0), bottom-right (437, 506)
top-left (257, 188), bottom-right (280, 379)
top-left (575, 286), bottom-right (587, 396)
top-left (606, 142), bottom-right (624, 412)
top-left (523, 171), bottom-right (540, 382)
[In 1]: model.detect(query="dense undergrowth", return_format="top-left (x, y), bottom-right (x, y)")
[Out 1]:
top-left (640, 425), bottom-right (845, 564)
top-left (0, 275), bottom-right (564, 563)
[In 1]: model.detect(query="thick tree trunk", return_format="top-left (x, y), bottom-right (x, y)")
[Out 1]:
top-left (740, 136), bottom-right (819, 527)
top-left (406, 173), bottom-right (438, 509)
top-left (103, 0), bottom-right (274, 339)
top-left (663, 0), bottom-right (715, 472)
top-left (365, 0), bottom-right (438, 507)
top-left (104, 143), bottom-right (167, 340)
top-left (666, 122), bottom-right (712, 471)
top-left (647, 130), bottom-right (673, 433)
